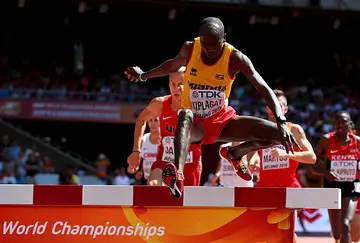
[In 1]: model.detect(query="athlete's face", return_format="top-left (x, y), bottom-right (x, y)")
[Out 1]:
top-left (148, 117), bottom-right (160, 133)
top-left (334, 113), bottom-right (351, 134)
top-left (199, 32), bottom-right (225, 59)
top-left (169, 73), bottom-right (184, 102)
top-left (266, 96), bottom-right (288, 122)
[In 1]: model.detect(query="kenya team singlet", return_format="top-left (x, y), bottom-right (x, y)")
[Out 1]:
top-left (323, 132), bottom-right (360, 197)
top-left (182, 37), bottom-right (235, 119)
top-left (157, 95), bottom-right (201, 169)
top-left (256, 123), bottom-right (301, 188)
top-left (140, 133), bottom-right (158, 179)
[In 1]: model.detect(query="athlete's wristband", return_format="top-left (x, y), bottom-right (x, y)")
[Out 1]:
top-left (139, 72), bottom-right (147, 82)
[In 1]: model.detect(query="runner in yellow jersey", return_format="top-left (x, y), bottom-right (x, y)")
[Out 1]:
top-left (126, 17), bottom-right (300, 198)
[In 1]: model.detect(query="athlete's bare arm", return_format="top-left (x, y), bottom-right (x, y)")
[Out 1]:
top-left (126, 42), bottom-right (193, 81)
top-left (132, 97), bottom-right (164, 151)
top-left (229, 50), bottom-right (283, 120)
top-left (282, 124), bottom-right (316, 164)
top-left (311, 135), bottom-right (330, 175)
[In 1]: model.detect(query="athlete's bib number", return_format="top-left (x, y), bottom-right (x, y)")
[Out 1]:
top-left (262, 145), bottom-right (289, 170)
top-left (190, 89), bottom-right (225, 118)
top-left (331, 160), bottom-right (357, 182)
top-left (161, 136), bottom-right (193, 163)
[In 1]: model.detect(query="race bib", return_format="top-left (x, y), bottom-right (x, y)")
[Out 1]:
top-left (161, 136), bottom-right (193, 163)
top-left (262, 145), bottom-right (289, 170)
top-left (331, 160), bottom-right (357, 182)
top-left (190, 89), bottom-right (225, 118)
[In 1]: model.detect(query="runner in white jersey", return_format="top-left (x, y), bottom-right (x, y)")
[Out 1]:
top-left (131, 117), bottom-right (160, 183)
top-left (211, 142), bottom-right (259, 187)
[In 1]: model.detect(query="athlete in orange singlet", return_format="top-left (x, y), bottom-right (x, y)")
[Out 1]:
top-left (126, 17), bottom-right (300, 198)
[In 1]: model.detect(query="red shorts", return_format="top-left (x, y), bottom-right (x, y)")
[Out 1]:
top-left (150, 161), bottom-right (201, 186)
top-left (357, 201), bottom-right (360, 215)
top-left (194, 106), bottom-right (236, 145)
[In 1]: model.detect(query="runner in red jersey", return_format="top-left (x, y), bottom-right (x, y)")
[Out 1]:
top-left (314, 111), bottom-right (360, 243)
top-left (152, 95), bottom-right (202, 190)
top-left (127, 67), bottom-right (202, 194)
top-left (350, 125), bottom-right (360, 243)
top-left (223, 89), bottom-right (316, 188)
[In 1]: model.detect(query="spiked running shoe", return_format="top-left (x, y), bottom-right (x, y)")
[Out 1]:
top-left (162, 163), bottom-right (184, 198)
top-left (219, 146), bottom-right (252, 181)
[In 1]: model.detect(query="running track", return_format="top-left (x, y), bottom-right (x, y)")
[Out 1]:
top-left (298, 236), bottom-right (332, 243)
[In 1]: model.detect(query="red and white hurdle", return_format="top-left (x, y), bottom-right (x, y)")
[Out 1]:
top-left (0, 185), bottom-right (340, 243)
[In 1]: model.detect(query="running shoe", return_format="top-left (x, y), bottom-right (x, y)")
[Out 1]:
top-left (219, 146), bottom-right (252, 181)
top-left (162, 163), bottom-right (184, 198)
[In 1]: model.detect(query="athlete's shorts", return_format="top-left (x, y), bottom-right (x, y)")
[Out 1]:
top-left (194, 106), bottom-right (236, 145)
top-left (356, 200), bottom-right (360, 215)
top-left (150, 161), bottom-right (201, 186)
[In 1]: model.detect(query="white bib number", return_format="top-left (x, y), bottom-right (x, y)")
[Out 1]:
top-left (331, 160), bottom-right (357, 182)
top-left (262, 145), bottom-right (289, 170)
top-left (190, 89), bottom-right (225, 118)
top-left (161, 136), bottom-right (193, 163)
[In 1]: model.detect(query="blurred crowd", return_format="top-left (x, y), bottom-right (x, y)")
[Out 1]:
top-left (0, 134), bottom-right (54, 184)
top-left (1, 51), bottom-right (359, 148)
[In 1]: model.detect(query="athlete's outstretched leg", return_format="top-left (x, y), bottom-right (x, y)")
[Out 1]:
top-left (228, 140), bottom-right (275, 160)
top-left (162, 109), bottom-right (199, 198)
top-left (174, 109), bottom-right (194, 171)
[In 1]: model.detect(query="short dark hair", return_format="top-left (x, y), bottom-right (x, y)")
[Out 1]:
top-left (273, 89), bottom-right (287, 106)
top-left (199, 17), bottom-right (225, 38)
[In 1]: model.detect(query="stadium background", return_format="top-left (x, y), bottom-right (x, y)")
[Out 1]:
top-left (0, 0), bottom-right (360, 239)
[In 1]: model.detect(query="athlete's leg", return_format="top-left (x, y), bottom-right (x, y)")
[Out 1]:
top-left (328, 209), bottom-right (342, 243)
top-left (340, 197), bottom-right (357, 243)
top-left (351, 213), bottom-right (360, 242)
top-left (148, 168), bottom-right (164, 186)
top-left (217, 116), bottom-right (281, 159)
top-left (174, 109), bottom-right (204, 171)
top-left (162, 109), bottom-right (204, 197)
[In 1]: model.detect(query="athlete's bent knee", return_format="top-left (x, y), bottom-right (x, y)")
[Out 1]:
top-left (178, 109), bottom-right (194, 125)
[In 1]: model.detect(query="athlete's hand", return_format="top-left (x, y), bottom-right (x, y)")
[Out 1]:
top-left (210, 174), bottom-right (219, 186)
top-left (125, 66), bottom-right (143, 82)
top-left (271, 148), bottom-right (288, 158)
top-left (324, 171), bottom-right (340, 182)
top-left (277, 122), bottom-right (301, 154)
top-left (127, 151), bottom-right (141, 172)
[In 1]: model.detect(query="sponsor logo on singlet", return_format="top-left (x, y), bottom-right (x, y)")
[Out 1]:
top-left (187, 80), bottom-right (227, 91)
top-left (262, 145), bottom-right (289, 170)
top-left (190, 90), bottom-right (225, 118)
top-left (331, 160), bottom-right (357, 182)
top-left (161, 136), bottom-right (193, 163)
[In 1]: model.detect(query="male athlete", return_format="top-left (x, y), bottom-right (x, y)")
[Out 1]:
top-left (131, 117), bottom-right (160, 184)
top-left (224, 89), bottom-right (316, 188)
top-left (127, 67), bottom-right (202, 193)
top-left (126, 17), bottom-right (300, 197)
top-left (313, 111), bottom-right (360, 243)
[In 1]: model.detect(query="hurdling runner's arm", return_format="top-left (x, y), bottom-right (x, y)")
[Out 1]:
top-left (141, 42), bottom-right (192, 80)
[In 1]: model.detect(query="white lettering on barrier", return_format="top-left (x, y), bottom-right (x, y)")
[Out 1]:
top-left (2, 221), bottom-right (165, 240)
